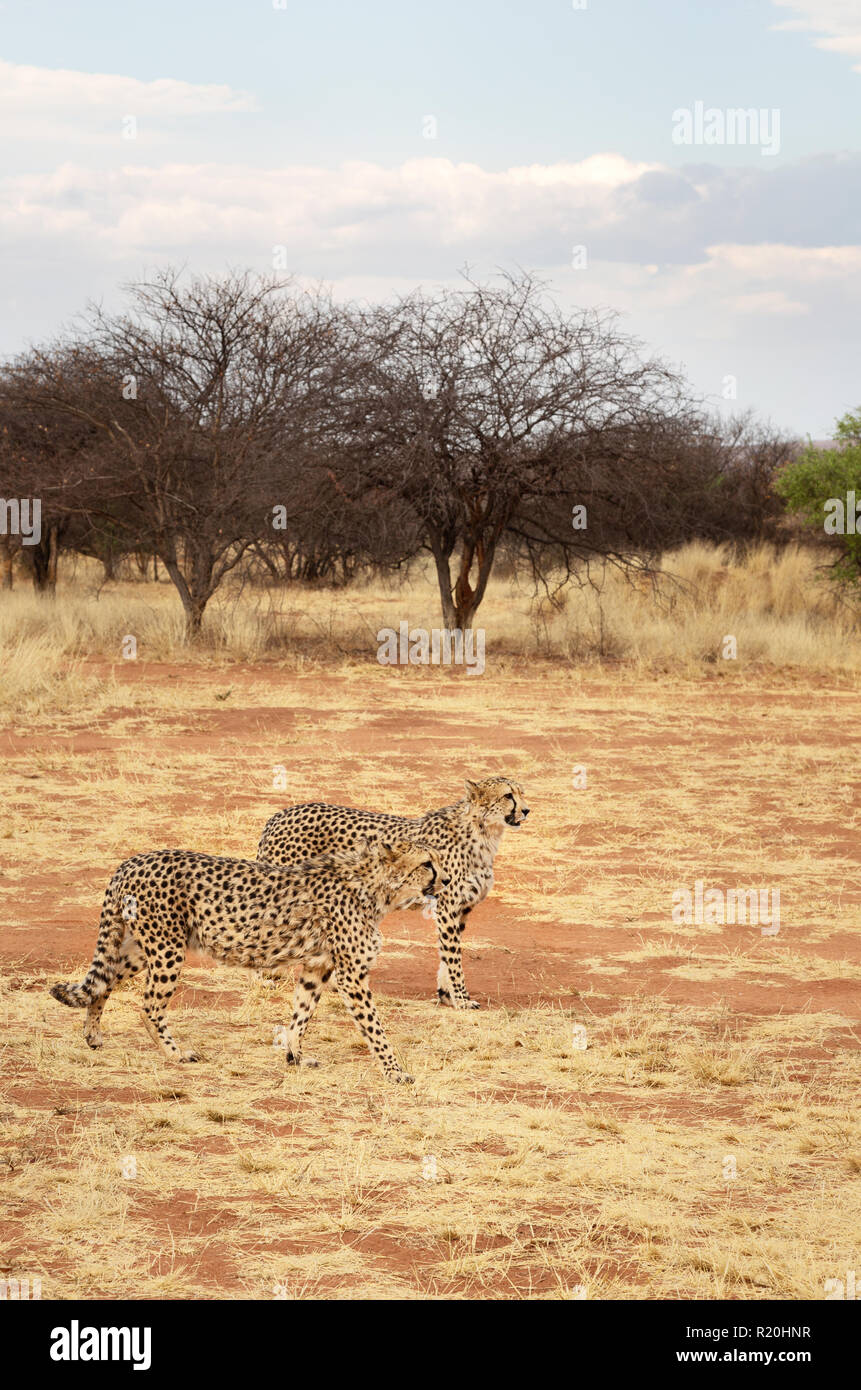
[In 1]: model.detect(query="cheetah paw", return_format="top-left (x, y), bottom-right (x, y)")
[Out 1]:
top-left (178, 1050), bottom-right (201, 1063)
top-left (388, 1071), bottom-right (415, 1085)
top-left (437, 989), bottom-right (480, 1010)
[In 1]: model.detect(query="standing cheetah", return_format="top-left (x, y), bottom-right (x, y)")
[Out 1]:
top-left (50, 839), bottom-right (447, 1083)
top-left (257, 777), bottom-right (529, 1010)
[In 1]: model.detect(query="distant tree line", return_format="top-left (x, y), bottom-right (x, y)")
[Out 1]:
top-left (0, 267), bottom-right (800, 635)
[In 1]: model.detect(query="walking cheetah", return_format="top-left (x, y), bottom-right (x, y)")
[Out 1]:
top-left (257, 777), bottom-right (529, 1010)
top-left (49, 839), bottom-right (447, 1083)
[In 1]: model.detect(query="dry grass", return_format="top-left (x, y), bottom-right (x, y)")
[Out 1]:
top-left (0, 542), bottom-right (858, 720)
top-left (1, 542), bottom-right (859, 1299)
top-left (2, 974), bottom-right (859, 1300)
top-left (0, 623), bottom-right (859, 1298)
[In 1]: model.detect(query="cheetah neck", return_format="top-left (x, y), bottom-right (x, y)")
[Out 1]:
top-left (353, 861), bottom-right (408, 918)
top-left (421, 799), bottom-right (506, 858)
top-left (277, 853), bottom-right (422, 921)
top-left (273, 854), bottom-right (376, 911)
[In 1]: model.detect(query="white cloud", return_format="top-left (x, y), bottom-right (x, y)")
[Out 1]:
top-left (0, 155), bottom-right (661, 264)
top-left (547, 243), bottom-right (861, 324)
top-left (659, 243), bottom-right (861, 319)
top-left (0, 153), bottom-right (858, 434)
top-left (771, 0), bottom-right (861, 70)
top-left (0, 152), bottom-right (857, 276)
top-left (0, 58), bottom-right (256, 143)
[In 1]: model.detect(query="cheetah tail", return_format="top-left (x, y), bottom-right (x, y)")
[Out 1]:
top-left (49, 892), bottom-right (125, 1009)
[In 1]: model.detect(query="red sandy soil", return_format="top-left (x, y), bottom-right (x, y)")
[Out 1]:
top-left (1, 662), bottom-right (859, 1298)
top-left (3, 665), bottom-right (858, 1021)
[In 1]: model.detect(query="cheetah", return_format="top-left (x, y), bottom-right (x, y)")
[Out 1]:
top-left (257, 776), bottom-right (529, 1011)
top-left (49, 839), bottom-right (447, 1084)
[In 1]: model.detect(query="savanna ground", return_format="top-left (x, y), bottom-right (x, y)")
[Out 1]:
top-left (1, 543), bottom-right (859, 1300)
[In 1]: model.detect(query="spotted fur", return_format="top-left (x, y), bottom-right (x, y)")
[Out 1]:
top-left (50, 839), bottom-right (447, 1083)
top-left (257, 777), bottom-right (529, 1010)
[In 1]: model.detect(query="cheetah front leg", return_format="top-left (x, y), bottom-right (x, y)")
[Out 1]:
top-left (333, 960), bottom-right (413, 1084)
top-left (282, 961), bottom-right (332, 1068)
top-left (434, 903), bottom-right (480, 1010)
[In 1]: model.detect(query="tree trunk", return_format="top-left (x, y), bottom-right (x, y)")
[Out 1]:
top-left (29, 525), bottom-right (59, 595)
top-left (431, 531), bottom-right (498, 630)
top-left (47, 526), bottom-right (59, 591)
top-left (430, 540), bottom-right (458, 629)
top-left (161, 546), bottom-right (211, 640)
top-left (171, 579), bottom-right (209, 639)
top-left (0, 537), bottom-right (14, 590)
top-left (184, 596), bottom-right (207, 637)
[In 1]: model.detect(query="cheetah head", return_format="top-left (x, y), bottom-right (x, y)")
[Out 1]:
top-left (465, 776), bottom-right (530, 829)
top-left (364, 838), bottom-right (449, 906)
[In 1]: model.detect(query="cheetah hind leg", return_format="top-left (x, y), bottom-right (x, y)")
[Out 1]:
top-left (84, 934), bottom-right (145, 1049)
top-left (283, 963), bottom-right (332, 1069)
top-left (140, 945), bottom-right (198, 1063)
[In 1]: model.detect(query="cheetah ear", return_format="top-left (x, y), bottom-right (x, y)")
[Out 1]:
top-left (465, 779), bottom-right (484, 802)
top-left (353, 835), bottom-right (372, 858)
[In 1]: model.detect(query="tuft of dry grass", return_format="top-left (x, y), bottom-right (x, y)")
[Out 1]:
top-left (679, 1044), bottom-right (760, 1088)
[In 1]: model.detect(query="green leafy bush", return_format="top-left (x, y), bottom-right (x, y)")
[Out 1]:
top-left (775, 410), bottom-right (861, 583)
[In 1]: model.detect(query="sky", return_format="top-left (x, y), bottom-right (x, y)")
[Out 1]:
top-left (1, 0), bottom-right (860, 435)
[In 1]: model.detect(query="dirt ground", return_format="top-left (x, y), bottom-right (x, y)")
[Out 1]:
top-left (1, 657), bottom-right (859, 1299)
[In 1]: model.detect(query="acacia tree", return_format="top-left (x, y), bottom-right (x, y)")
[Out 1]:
top-left (250, 461), bottom-right (418, 585)
top-left (0, 391), bottom-right (99, 593)
top-left (7, 270), bottom-right (339, 634)
top-left (712, 412), bottom-right (797, 541)
top-left (510, 408), bottom-right (798, 589)
top-left (338, 273), bottom-right (698, 629)
top-left (250, 305), bottom-right (422, 588)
